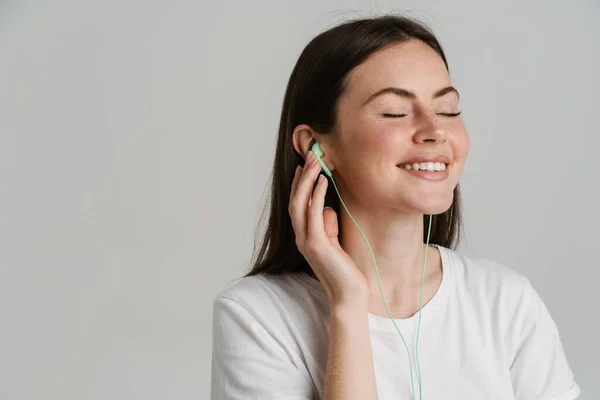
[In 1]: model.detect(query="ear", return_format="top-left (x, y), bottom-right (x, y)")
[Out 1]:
top-left (291, 124), bottom-right (336, 171)
top-left (291, 124), bottom-right (315, 162)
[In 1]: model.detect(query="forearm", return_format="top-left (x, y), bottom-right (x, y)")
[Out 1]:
top-left (323, 304), bottom-right (378, 400)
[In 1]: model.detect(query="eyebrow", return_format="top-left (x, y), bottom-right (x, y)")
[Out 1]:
top-left (361, 85), bottom-right (460, 107)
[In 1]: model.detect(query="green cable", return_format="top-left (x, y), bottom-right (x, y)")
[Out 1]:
top-left (328, 175), bottom-right (432, 400)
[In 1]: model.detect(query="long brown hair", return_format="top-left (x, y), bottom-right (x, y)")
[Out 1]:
top-left (245, 14), bottom-right (463, 277)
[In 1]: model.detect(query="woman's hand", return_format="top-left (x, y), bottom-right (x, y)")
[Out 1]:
top-left (289, 150), bottom-right (369, 309)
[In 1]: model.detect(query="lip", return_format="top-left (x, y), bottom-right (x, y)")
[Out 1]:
top-left (398, 154), bottom-right (452, 165)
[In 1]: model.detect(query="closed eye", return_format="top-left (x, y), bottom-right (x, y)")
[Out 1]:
top-left (382, 111), bottom-right (462, 118)
top-left (438, 111), bottom-right (462, 117)
top-left (382, 113), bottom-right (407, 118)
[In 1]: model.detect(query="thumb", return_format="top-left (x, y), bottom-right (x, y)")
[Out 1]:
top-left (323, 207), bottom-right (340, 246)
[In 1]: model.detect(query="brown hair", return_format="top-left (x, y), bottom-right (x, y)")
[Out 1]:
top-left (245, 14), bottom-right (462, 277)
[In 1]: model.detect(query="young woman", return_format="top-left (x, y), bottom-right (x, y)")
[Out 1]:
top-left (210, 15), bottom-right (580, 400)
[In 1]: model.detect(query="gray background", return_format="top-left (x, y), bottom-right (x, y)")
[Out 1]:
top-left (0, 0), bottom-right (597, 399)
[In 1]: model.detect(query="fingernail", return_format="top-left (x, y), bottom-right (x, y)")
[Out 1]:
top-left (324, 206), bottom-right (332, 209)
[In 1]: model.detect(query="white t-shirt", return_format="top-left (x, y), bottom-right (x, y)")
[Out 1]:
top-left (210, 245), bottom-right (580, 400)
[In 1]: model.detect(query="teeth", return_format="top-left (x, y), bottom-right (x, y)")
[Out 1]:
top-left (402, 162), bottom-right (447, 171)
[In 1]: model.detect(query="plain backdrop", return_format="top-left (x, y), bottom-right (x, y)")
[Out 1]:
top-left (0, 0), bottom-right (598, 399)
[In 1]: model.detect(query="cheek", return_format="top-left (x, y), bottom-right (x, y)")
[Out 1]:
top-left (451, 129), bottom-right (469, 159)
top-left (349, 124), bottom-right (399, 161)
top-left (365, 125), bottom-right (403, 154)
top-left (461, 133), bottom-right (470, 157)
top-left (341, 126), bottom-right (400, 183)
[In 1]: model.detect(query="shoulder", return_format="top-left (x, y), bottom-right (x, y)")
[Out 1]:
top-left (442, 247), bottom-right (544, 323)
top-left (444, 251), bottom-right (581, 397)
top-left (446, 247), bottom-right (534, 297)
top-left (212, 271), bottom-right (328, 328)
top-left (215, 272), bottom-right (323, 305)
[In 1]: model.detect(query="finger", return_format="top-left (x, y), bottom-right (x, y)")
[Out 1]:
top-left (289, 165), bottom-right (306, 245)
top-left (307, 173), bottom-right (328, 240)
top-left (290, 165), bottom-right (301, 200)
top-left (296, 152), bottom-right (322, 198)
top-left (323, 207), bottom-right (339, 242)
top-left (290, 152), bottom-right (322, 244)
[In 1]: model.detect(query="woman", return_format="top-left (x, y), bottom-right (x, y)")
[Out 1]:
top-left (210, 15), bottom-right (580, 400)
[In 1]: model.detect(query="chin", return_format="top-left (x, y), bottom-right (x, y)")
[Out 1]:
top-left (408, 195), bottom-right (454, 215)
top-left (424, 203), bottom-right (453, 215)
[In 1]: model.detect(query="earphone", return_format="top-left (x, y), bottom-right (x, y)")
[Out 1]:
top-left (310, 141), bottom-right (433, 400)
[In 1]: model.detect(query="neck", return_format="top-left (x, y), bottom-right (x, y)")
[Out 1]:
top-left (338, 205), bottom-right (438, 300)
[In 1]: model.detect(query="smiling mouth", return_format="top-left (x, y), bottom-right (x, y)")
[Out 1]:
top-left (396, 162), bottom-right (450, 181)
top-left (397, 162), bottom-right (448, 172)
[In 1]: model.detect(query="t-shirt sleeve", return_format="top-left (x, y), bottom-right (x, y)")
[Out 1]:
top-left (509, 279), bottom-right (581, 400)
top-left (210, 295), bottom-right (314, 400)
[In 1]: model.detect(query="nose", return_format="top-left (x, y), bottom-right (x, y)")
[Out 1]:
top-left (412, 112), bottom-right (447, 144)
top-left (414, 130), bottom-right (446, 144)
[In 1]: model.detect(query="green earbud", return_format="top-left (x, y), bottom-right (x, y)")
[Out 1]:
top-left (310, 142), bottom-right (332, 178)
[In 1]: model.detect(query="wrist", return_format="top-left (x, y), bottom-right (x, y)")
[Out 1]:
top-left (331, 297), bottom-right (369, 319)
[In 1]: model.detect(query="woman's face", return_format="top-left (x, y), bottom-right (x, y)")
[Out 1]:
top-left (331, 39), bottom-right (469, 215)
